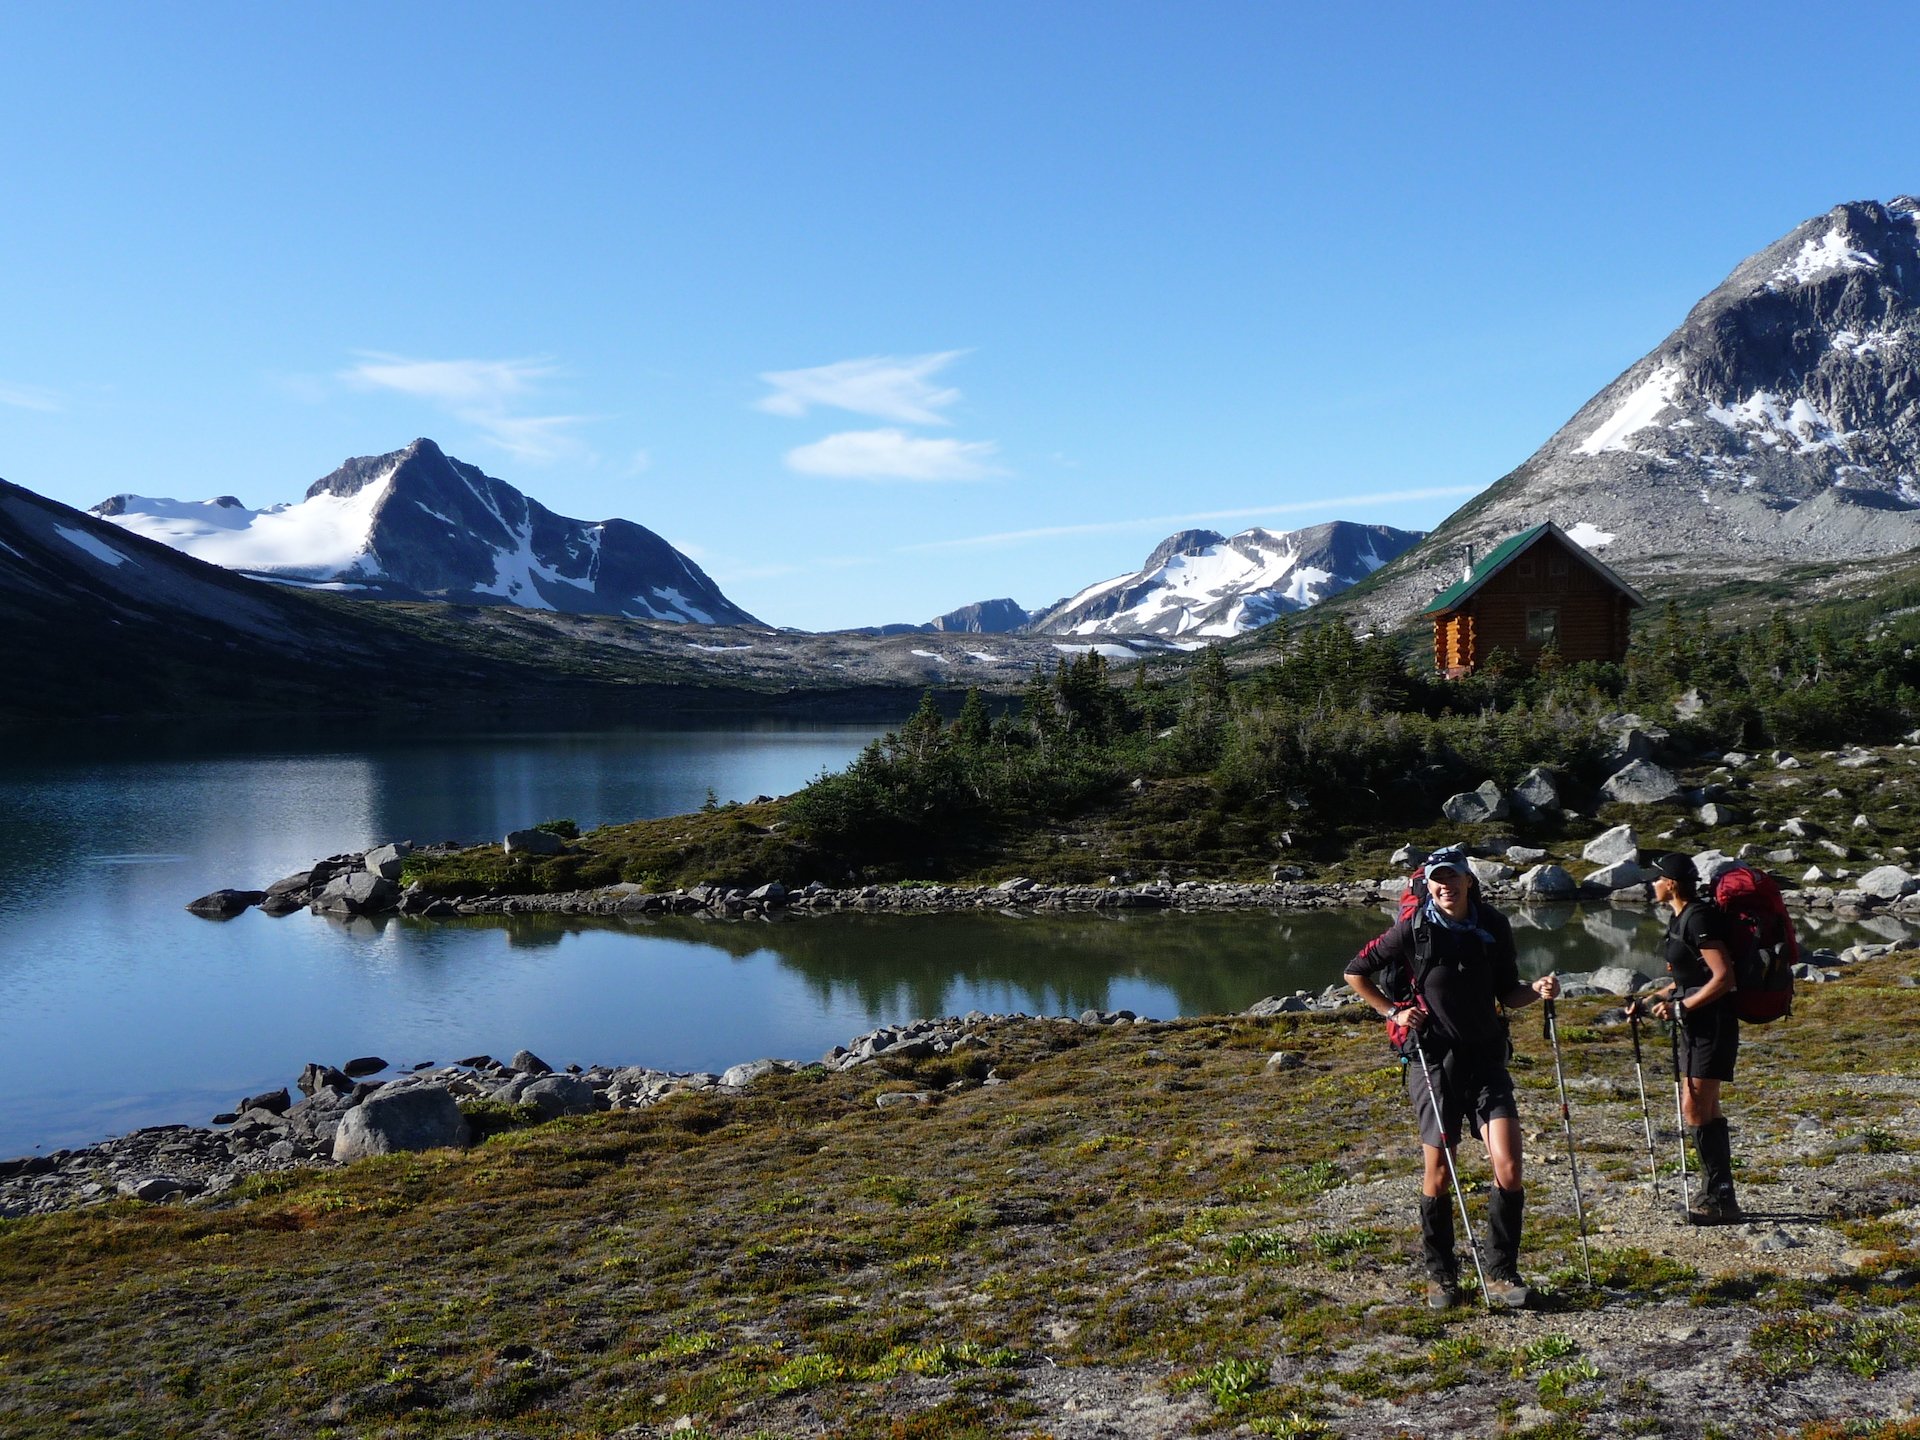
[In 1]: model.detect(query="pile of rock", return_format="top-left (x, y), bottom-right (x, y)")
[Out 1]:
top-left (186, 836), bottom-right (558, 922)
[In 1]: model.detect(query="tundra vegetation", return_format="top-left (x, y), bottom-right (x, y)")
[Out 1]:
top-left (2, 951), bottom-right (1918, 1437)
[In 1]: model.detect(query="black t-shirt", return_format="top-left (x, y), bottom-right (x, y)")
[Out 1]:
top-left (1663, 901), bottom-right (1732, 1008)
top-left (1347, 902), bottom-right (1519, 1052)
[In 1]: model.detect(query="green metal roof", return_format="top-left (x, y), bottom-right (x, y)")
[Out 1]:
top-left (1422, 524), bottom-right (1550, 614)
top-left (1421, 520), bottom-right (1645, 616)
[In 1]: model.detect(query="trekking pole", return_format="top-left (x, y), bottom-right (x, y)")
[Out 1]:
top-left (1628, 1012), bottom-right (1662, 1203)
top-left (1542, 998), bottom-right (1594, 1286)
top-left (1410, 1038), bottom-right (1493, 1310)
top-left (1668, 1004), bottom-right (1692, 1224)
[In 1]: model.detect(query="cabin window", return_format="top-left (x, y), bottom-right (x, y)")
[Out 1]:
top-left (1516, 557), bottom-right (1536, 578)
top-left (1548, 556), bottom-right (1569, 577)
top-left (1527, 607), bottom-right (1559, 647)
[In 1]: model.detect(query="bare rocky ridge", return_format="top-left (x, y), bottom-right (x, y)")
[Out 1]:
top-left (1341, 197), bottom-right (1920, 634)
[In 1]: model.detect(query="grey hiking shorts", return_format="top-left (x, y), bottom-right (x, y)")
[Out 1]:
top-left (1404, 1048), bottom-right (1518, 1149)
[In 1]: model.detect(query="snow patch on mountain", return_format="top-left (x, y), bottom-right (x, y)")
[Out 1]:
top-left (1576, 364), bottom-right (1683, 456)
top-left (53, 523), bottom-right (134, 568)
top-left (1770, 225), bottom-right (1881, 288)
top-left (1563, 522), bottom-right (1616, 550)
top-left (100, 474), bottom-right (396, 578)
top-left (1703, 392), bottom-right (1850, 453)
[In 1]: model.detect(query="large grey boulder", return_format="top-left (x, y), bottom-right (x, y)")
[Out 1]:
top-left (238, 1087), bottom-right (291, 1115)
top-left (1608, 728), bottom-right (1657, 765)
top-left (331, 1086), bottom-right (469, 1162)
top-left (1698, 803), bottom-right (1742, 828)
top-left (1442, 781), bottom-right (1509, 824)
top-left (1586, 965), bottom-right (1654, 996)
top-left (1599, 760), bottom-right (1682, 806)
top-left (184, 890), bottom-right (266, 925)
top-left (719, 1058), bottom-right (795, 1088)
top-left (1856, 866), bottom-right (1919, 901)
top-left (1516, 864), bottom-right (1578, 899)
top-left (1585, 859), bottom-right (1652, 891)
top-left (517, 1075), bottom-right (599, 1120)
top-left (364, 842), bottom-right (413, 880)
top-left (504, 828), bottom-right (569, 856)
top-left (313, 871), bottom-right (399, 916)
top-left (1690, 849), bottom-right (1738, 886)
top-left (1582, 824), bottom-right (1640, 866)
top-left (298, 1062), bottom-right (353, 1097)
top-left (266, 868), bottom-right (321, 899)
top-left (1510, 766), bottom-right (1563, 819)
top-left (185, 889), bottom-right (266, 919)
top-left (1467, 857), bottom-right (1515, 887)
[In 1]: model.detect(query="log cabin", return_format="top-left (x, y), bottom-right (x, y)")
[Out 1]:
top-left (1424, 521), bottom-right (1644, 677)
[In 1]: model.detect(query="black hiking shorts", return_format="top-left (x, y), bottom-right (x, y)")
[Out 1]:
top-left (1404, 1046), bottom-right (1517, 1149)
top-left (1678, 1002), bottom-right (1738, 1082)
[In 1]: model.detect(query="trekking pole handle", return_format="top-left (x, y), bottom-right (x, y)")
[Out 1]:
top-left (1541, 995), bottom-right (1555, 1040)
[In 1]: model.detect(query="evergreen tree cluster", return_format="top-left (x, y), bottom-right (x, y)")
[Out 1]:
top-left (784, 607), bottom-right (1920, 874)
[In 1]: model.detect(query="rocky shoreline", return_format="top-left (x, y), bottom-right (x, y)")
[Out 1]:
top-left (8, 925), bottom-right (1910, 1222)
top-left (192, 835), bottom-right (1920, 927)
top-left (0, 1010), bottom-right (1167, 1220)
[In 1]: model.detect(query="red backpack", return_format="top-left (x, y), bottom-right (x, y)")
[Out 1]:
top-left (1711, 862), bottom-right (1798, 1024)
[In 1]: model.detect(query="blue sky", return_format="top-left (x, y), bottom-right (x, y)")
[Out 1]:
top-left (3, 3), bottom-right (1917, 630)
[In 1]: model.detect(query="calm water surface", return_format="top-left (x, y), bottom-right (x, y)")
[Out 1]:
top-left (2, 723), bottom-right (1909, 1158)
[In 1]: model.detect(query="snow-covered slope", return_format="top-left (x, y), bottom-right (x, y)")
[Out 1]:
top-left (1340, 196), bottom-right (1920, 631)
top-left (1029, 522), bottom-right (1423, 638)
top-left (92, 439), bottom-right (761, 626)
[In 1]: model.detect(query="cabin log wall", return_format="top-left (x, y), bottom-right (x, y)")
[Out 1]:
top-left (1430, 530), bottom-right (1634, 675)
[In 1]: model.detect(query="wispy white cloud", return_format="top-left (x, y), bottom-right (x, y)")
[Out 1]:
top-left (901, 485), bottom-right (1480, 551)
top-left (0, 380), bottom-right (62, 412)
top-left (340, 352), bottom-right (591, 464)
top-left (757, 351), bottom-right (967, 425)
top-left (785, 428), bottom-right (1005, 482)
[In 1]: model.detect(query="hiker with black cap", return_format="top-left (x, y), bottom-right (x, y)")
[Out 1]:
top-left (1627, 851), bottom-right (1741, 1224)
top-left (1346, 844), bottom-right (1559, 1309)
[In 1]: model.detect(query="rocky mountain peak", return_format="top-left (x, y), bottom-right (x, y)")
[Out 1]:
top-left (1031, 520), bottom-right (1422, 638)
top-left (1144, 529), bottom-right (1227, 571)
top-left (90, 440), bottom-right (761, 626)
top-left (1336, 197), bottom-right (1920, 633)
top-left (306, 436), bottom-right (466, 501)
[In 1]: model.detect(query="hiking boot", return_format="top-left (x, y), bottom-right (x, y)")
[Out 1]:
top-left (1484, 1270), bottom-right (1534, 1308)
top-left (1686, 1192), bottom-right (1741, 1226)
top-left (1695, 1119), bottom-right (1739, 1221)
top-left (1425, 1275), bottom-right (1463, 1310)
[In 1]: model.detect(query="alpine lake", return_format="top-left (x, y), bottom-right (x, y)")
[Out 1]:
top-left (1, 715), bottom-right (1909, 1159)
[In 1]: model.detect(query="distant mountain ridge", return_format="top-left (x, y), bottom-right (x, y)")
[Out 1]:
top-left (1340, 196), bottom-right (1920, 631)
top-left (849, 597), bottom-right (1034, 637)
top-left (92, 439), bottom-right (761, 626)
top-left (1028, 521), bottom-right (1424, 637)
